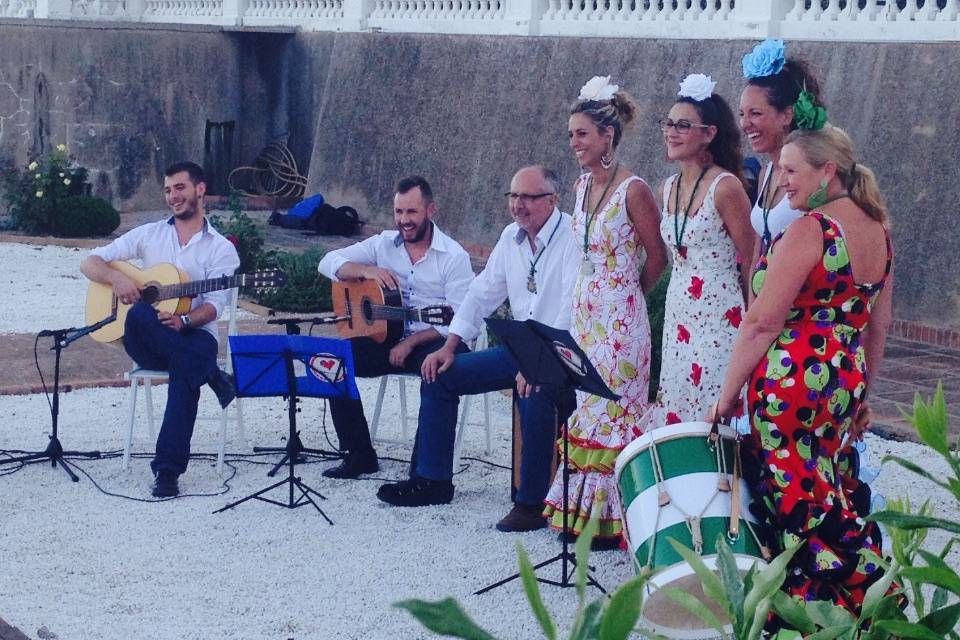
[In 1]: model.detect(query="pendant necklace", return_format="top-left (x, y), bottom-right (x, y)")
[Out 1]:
top-left (759, 164), bottom-right (781, 256)
top-left (527, 213), bottom-right (563, 294)
top-left (672, 166), bottom-right (709, 260)
top-left (581, 164), bottom-right (620, 276)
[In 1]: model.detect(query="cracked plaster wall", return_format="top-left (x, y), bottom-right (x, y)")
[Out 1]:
top-left (0, 23), bottom-right (262, 210)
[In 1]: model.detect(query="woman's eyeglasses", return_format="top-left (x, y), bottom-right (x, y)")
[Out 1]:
top-left (658, 118), bottom-right (710, 134)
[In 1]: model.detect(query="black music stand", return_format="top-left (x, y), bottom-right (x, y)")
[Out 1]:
top-left (475, 318), bottom-right (619, 595)
top-left (253, 317), bottom-right (343, 476)
top-left (213, 334), bottom-right (359, 522)
top-left (0, 317), bottom-right (114, 481)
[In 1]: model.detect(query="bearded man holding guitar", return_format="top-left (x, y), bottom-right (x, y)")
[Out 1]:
top-left (80, 162), bottom-right (240, 498)
top-left (317, 176), bottom-right (474, 479)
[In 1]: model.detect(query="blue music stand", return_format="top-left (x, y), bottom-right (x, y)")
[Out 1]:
top-left (214, 334), bottom-right (359, 521)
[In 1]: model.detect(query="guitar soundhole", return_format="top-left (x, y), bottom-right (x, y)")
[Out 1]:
top-left (361, 298), bottom-right (373, 324)
top-left (141, 286), bottom-right (159, 305)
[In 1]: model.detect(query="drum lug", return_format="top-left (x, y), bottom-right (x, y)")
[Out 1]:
top-left (658, 491), bottom-right (671, 507)
top-left (717, 477), bottom-right (731, 492)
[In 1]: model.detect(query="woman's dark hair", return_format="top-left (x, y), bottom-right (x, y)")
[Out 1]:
top-left (676, 94), bottom-right (744, 181)
top-left (748, 58), bottom-right (823, 130)
top-left (570, 91), bottom-right (639, 148)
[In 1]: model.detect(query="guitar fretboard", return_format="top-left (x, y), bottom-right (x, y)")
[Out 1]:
top-left (153, 274), bottom-right (245, 301)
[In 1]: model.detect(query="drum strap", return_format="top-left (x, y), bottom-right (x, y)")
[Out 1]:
top-left (729, 441), bottom-right (742, 539)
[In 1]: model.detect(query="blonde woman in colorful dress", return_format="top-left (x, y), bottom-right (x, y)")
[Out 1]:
top-left (543, 76), bottom-right (667, 548)
top-left (651, 75), bottom-right (754, 425)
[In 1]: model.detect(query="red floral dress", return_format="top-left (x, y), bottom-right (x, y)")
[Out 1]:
top-left (745, 212), bottom-right (892, 613)
top-left (654, 172), bottom-right (744, 423)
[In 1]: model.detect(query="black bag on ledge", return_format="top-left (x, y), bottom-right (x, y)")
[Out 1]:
top-left (308, 204), bottom-right (363, 237)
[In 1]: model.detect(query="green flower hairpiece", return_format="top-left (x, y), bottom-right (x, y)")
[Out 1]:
top-left (793, 90), bottom-right (827, 130)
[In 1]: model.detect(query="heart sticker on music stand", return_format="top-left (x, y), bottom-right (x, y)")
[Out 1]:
top-left (552, 341), bottom-right (586, 377)
top-left (309, 353), bottom-right (345, 383)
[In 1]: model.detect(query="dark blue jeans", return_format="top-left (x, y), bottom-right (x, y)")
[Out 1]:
top-left (328, 336), bottom-right (467, 453)
top-left (122, 302), bottom-right (218, 476)
top-left (415, 346), bottom-right (574, 506)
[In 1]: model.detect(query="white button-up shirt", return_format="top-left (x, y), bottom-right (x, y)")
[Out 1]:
top-left (90, 217), bottom-right (240, 343)
top-left (317, 223), bottom-right (474, 337)
top-left (449, 208), bottom-right (579, 343)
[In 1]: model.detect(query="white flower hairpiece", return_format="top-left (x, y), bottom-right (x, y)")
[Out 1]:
top-left (677, 74), bottom-right (716, 102)
top-left (578, 76), bottom-right (619, 102)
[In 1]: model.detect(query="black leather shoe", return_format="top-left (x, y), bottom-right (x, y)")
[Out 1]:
top-left (376, 477), bottom-right (454, 507)
top-left (207, 368), bottom-right (236, 409)
top-left (322, 450), bottom-right (379, 479)
top-left (151, 471), bottom-right (179, 498)
top-left (496, 504), bottom-right (547, 532)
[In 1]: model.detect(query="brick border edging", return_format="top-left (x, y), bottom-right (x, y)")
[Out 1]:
top-left (890, 319), bottom-right (960, 351)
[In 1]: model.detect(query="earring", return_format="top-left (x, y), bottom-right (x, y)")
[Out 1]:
top-left (600, 149), bottom-right (614, 170)
top-left (807, 179), bottom-right (830, 210)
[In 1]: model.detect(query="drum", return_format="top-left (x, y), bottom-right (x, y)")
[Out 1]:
top-left (615, 421), bottom-right (765, 640)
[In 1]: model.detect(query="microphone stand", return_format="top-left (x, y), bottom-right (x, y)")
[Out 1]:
top-left (252, 317), bottom-right (344, 476)
top-left (1, 315), bottom-right (115, 482)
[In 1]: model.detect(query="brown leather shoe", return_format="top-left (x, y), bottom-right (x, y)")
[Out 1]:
top-left (496, 503), bottom-right (547, 532)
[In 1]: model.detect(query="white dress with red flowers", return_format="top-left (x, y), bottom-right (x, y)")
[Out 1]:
top-left (655, 171), bottom-right (743, 424)
top-left (543, 174), bottom-right (652, 540)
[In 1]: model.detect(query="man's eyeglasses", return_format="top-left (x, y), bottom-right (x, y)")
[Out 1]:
top-left (658, 118), bottom-right (711, 134)
top-left (505, 192), bottom-right (555, 204)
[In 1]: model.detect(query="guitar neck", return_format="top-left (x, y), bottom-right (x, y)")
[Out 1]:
top-left (154, 273), bottom-right (245, 301)
top-left (368, 304), bottom-right (422, 323)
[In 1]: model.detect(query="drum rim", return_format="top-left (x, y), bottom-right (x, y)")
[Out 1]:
top-left (614, 421), bottom-right (739, 482)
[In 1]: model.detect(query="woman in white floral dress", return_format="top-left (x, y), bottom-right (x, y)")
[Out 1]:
top-left (543, 77), bottom-right (667, 546)
top-left (652, 75), bottom-right (753, 425)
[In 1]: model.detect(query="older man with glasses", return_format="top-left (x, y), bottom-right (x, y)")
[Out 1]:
top-left (376, 165), bottom-right (580, 533)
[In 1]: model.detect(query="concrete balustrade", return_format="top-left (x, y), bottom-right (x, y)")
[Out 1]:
top-left (3, 0), bottom-right (958, 40)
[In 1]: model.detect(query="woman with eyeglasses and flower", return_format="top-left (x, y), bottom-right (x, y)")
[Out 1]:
top-left (542, 76), bottom-right (667, 549)
top-left (708, 123), bottom-right (895, 621)
top-left (647, 74), bottom-right (753, 428)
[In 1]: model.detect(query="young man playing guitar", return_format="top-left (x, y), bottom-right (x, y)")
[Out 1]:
top-left (80, 162), bottom-right (240, 498)
top-left (317, 176), bottom-right (474, 479)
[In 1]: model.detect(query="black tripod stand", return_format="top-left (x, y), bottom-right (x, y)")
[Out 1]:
top-left (214, 332), bottom-right (359, 522)
top-left (1, 319), bottom-right (114, 481)
top-left (253, 318), bottom-right (342, 477)
top-left (475, 318), bottom-right (618, 595)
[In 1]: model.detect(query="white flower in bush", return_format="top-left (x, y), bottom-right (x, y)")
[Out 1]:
top-left (28, 161), bottom-right (38, 171)
top-left (35, 191), bottom-right (43, 198)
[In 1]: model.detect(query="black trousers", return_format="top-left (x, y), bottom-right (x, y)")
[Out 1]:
top-left (328, 336), bottom-right (466, 453)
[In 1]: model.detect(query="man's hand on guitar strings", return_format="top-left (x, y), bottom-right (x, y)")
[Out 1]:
top-left (362, 265), bottom-right (401, 290)
top-left (112, 273), bottom-right (142, 305)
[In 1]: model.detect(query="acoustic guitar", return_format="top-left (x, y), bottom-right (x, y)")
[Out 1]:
top-left (331, 279), bottom-right (454, 345)
top-left (85, 261), bottom-right (286, 343)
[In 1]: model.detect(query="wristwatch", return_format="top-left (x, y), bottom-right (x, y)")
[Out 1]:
top-left (180, 314), bottom-right (192, 330)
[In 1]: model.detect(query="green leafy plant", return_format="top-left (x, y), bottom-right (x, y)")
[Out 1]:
top-left (658, 535), bottom-right (801, 640)
top-left (51, 195), bottom-right (119, 237)
top-left (396, 519), bottom-right (655, 640)
top-left (1, 144), bottom-right (91, 234)
top-left (209, 191), bottom-right (264, 273)
top-left (253, 247), bottom-right (331, 312)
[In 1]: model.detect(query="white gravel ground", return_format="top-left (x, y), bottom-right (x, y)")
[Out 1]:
top-left (0, 242), bottom-right (956, 640)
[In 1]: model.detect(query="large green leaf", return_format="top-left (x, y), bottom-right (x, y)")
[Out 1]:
top-left (743, 542), bottom-right (802, 618)
top-left (919, 602), bottom-right (960, 636)
top-left (900, 566), bottom-right (960, 596)
top-left (860, 561), bottom-right (899, 621)
top-left (517, 541), bottom-right (557, 640)
top-left (598, 575), bottom-right (647, 640)
top-left (659, 587), bottom-right (727, 637)
top-left (931, 586), bottom-right (949, 612)
top-left (394, 598), bottom-right (497, 640)
top-left (804, 626), bottom-right (852, 640)
top-left (906, 384), bottom-right (950, 456)
top-left (771, 591), bottom-right (816, 635)
top-left (575, 519), bottom-right (600, 606)
top-left (570, 599), bottom-right (604, 640)
top-left (875, 620), bottom-right (946, 640)
top-left (745, 595), bottom-right (772, 640)
top-left (665, 538), bottom-right (729, 612)
top-left (868, 510), bottom-right (960, 535)
top-left (804, 600), bottom-right (855, 629)
top-left (881, 455), bottom-right (950, 491)
top-left (714, 534), bottom-right (745, 630)
top-left (917, 548), bottom-right (955, 572)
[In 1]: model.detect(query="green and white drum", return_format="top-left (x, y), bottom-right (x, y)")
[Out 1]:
top-left (615, 421), bottom-right (765, 640)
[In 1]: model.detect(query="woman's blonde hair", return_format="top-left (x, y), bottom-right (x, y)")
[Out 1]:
top-left (570, 90), bottom-right (640, 149)
top-left (784, 125), bottom-right (888, 224)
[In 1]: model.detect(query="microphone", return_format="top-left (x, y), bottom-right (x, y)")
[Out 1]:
top-left (266, 316), bottom-right (348, 325)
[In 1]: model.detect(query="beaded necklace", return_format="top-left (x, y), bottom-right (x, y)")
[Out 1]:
top-left (672, 166), bottom-right (709, 259)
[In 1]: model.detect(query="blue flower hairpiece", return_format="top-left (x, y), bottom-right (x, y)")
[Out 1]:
top-left (742, 39), bottom-right (786, 79)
